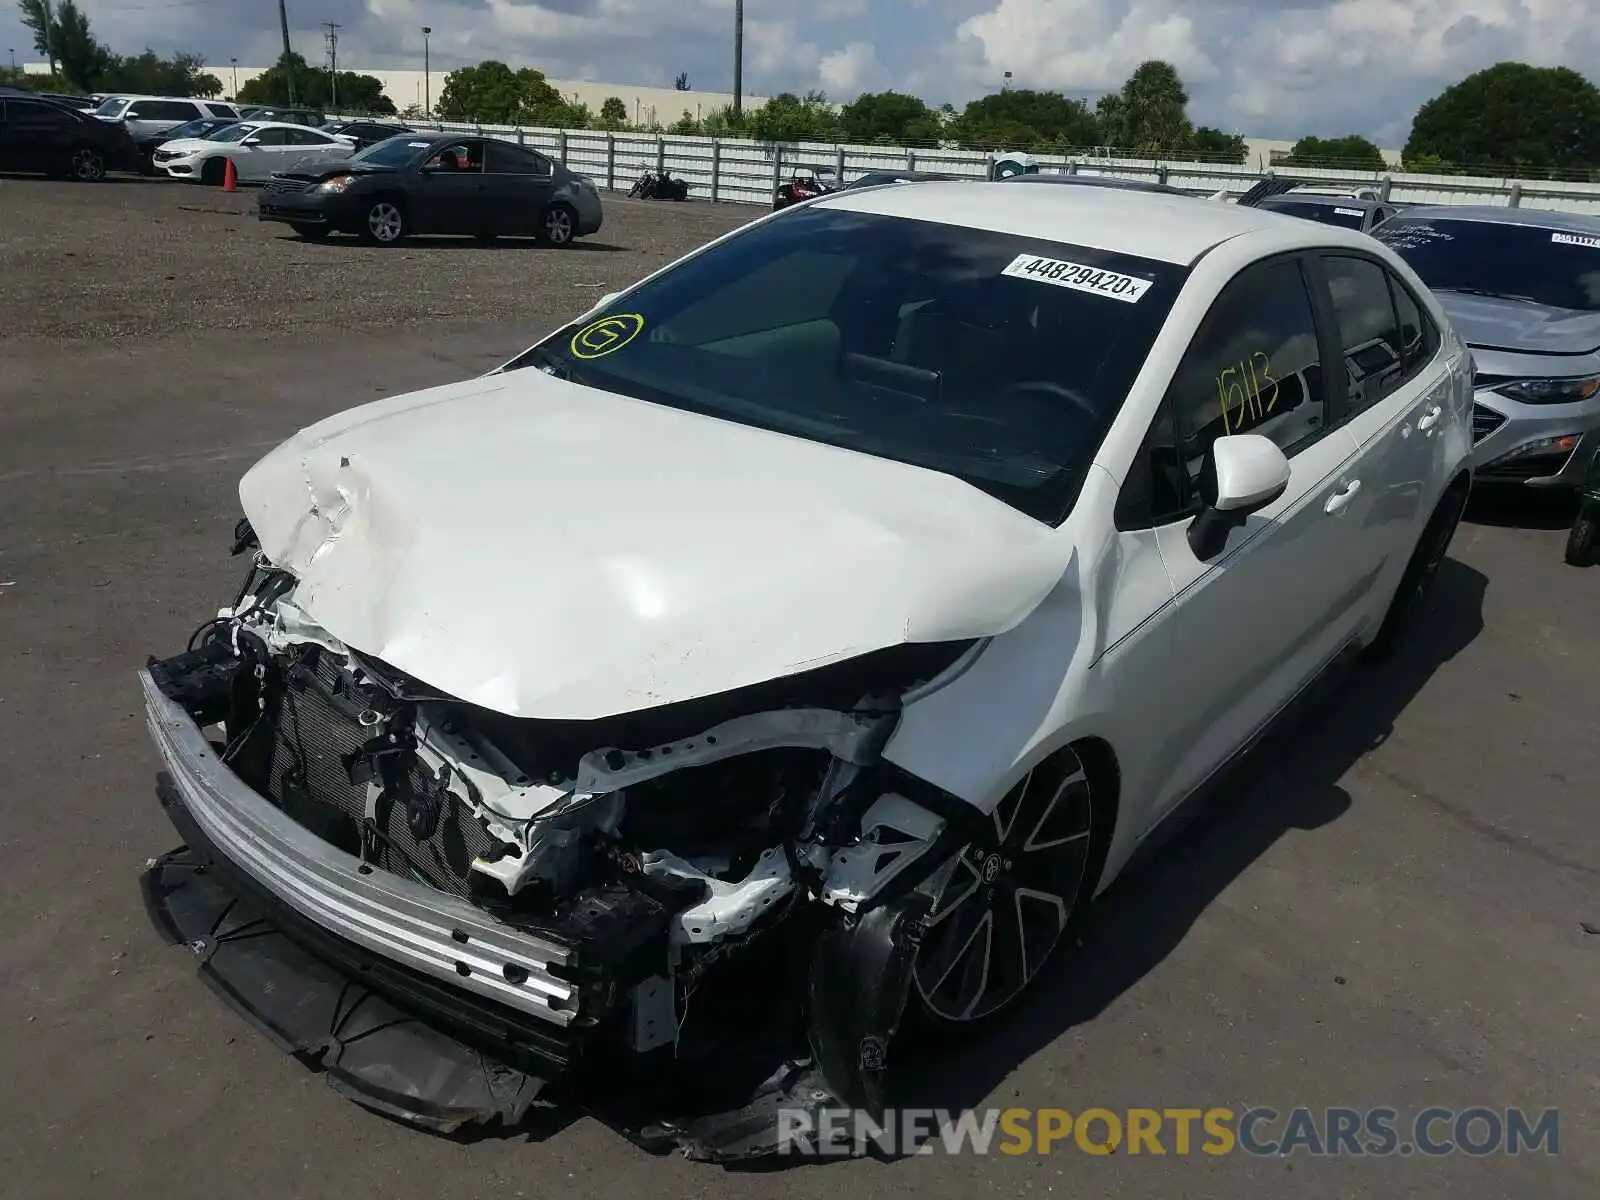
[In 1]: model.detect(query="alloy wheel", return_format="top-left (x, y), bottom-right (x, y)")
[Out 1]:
top-left (367, 202), bottom-right (404, 243)
top-left (71, 147), bottom-right (106, 182)
top-left (545, 206), bottom-right (574, 246)
top-left (913, 751), bottom-right (1094, 1023)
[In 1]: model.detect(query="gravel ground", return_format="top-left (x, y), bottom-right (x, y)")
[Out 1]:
top-left (0, 174), bottom-right (1594, 1199)
top-left (0, 173), bottom-right (754, 342)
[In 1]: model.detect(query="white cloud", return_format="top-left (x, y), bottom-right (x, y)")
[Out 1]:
top-left (818, 41), bottom-right (882, 95)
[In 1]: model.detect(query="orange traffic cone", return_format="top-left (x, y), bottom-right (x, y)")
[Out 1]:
top-left (222, 157), bottom-right (238, 192)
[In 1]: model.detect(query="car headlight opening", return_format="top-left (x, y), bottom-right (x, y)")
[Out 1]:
top-left (1495, 375), bottom-right (1600, 405)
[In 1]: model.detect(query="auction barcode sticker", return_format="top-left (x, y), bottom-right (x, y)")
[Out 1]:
top-left (1335, 207), bottom-right (1365, 217)
top-left (1552, 232), bottom-right (1600, 249)
top-left (1001, 254), bottom-right (1152, 303)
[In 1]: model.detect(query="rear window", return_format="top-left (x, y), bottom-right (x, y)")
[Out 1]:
top-left (509, 206), bottom-right (1190, 525)
top-left (1261, 199), bottom-right (1368, 229)
top-left (1375, 217), bottom-right (1600, 312)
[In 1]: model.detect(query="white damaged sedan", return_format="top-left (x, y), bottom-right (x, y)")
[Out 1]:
top-left (139, 182), bottom-right (1474, 1157)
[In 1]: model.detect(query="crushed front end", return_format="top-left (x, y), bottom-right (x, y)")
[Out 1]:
top-left (139, 523), bottom-right (980, 1160)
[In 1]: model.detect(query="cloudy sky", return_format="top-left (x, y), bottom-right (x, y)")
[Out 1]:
top-left (3, 0), bottom-right (1596, 146)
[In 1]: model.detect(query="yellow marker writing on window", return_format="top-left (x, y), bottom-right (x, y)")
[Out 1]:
top-left (571, 313), bottom-right (645, 359)
top-left (1218, 352), bottom-right (1279, 433)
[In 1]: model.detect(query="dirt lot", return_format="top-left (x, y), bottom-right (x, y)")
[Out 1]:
top-left (0, 175), bottom-right (1595, 1199)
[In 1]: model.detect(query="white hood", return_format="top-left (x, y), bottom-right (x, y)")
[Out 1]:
top-left (157, 138), bottom-right (215, 155)
top-left (239, 371), bottom-right (1071, 720)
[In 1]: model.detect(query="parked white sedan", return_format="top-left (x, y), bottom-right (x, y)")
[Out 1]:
top-left (137, 181), bottom-right (1474, 1156)
top-left (153, 120), bottom-right (355, 185)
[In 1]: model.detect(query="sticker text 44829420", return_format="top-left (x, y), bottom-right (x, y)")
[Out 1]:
top-left (1000, 254), bottom-right (1153, 304)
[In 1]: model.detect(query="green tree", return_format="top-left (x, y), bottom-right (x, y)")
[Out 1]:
top-left (1405, 62), bottom-right (1600, 176)
top-left (838, 90), bottom-right (942, 145)
top-left (17, 0), bottom-right (109, 89)
top-left (1282, 134), bottom-right (1387, 170)
top-left (435, 60), bottom-right (582, 125)
top-left (674, 71), bottom-right (690, 91)
top-left (1097, 60), bottom-right (1193, 155)
top-left (699, 103), bottom-right (748, 136)
top-left (948, 88), bottom-right (1099, 152)
top-left (669, 109), bottom-right (701, 135)
top-left (1191, 125), bottom-right (1248, 164)
top-left (101, 49), bottom-right (220, 98)
top-left (747, 90), bottom-right (840, 142)
top-left (599, 95), bottom-right (628, 128)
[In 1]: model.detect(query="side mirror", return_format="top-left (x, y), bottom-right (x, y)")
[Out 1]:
top-left (1186, 434), bottom-right (1291, 560)
top-left (241, 136), bottom-right (261, 146)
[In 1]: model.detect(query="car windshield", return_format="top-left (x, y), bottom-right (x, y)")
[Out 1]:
top-left (209, 123), bottom-right (257, 143)
top-left (1375, 217), bottom-right (1600, 312)
top-left (354, 136), bottom-right (431, 166)
top-left (506, 206), bottom-right (1189, 525)
top-left (1262, 199), bottom-right (1368, 229)
top-left (94, 96), bottom-right (129, 117)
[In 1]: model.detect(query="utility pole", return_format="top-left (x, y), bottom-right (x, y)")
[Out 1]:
top-left (277, 0), bottom-right (296, 104)
top-left (732, 0), bottom-right (743, 119)
top-left (40, 0), bottom-right (55, 76)
top-left (421, 26), bottom-right (431, 116)
top-left (323, 22), bottom-right (340, 112)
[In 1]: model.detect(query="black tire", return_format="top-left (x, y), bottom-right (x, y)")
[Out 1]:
top-left (68, 145), bottom-right (107, 182)
top-left (910, 747), bottom-right (1098, 1027)
top-left (358, 198), bottom-right (407, 245)
top-left (200, 157), bottom-right (227, 187)
top-left (1565, 509), bottom-right (1597, 567)
top-left (541, 203), bottom-right (577, 247)
top-left (1363, 482), bottom-right (1468, 661)
top-left (291, 224), bottom-right (330, 241)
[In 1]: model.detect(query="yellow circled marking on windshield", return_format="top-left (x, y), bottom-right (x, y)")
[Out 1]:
top-left (571, 313), bottom-right (645, 359)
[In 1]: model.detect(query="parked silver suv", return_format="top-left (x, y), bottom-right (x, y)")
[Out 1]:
top-left (1374, 206), bottom-right (1600, 487)
top-left (93, 94), bottom-right (240, 142)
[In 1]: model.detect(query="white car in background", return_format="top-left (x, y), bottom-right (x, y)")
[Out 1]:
top-left (153, 120), bottom-right (356, 186)
top-left (138, 182), bottom-right (1474, 1158)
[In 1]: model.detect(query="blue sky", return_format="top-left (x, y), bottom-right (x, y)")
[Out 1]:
top-left (4, 0), bottom-right (1597, 147)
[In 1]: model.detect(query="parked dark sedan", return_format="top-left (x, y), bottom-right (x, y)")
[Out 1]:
top-left (322, 120), bottom-right (414, 150)
top-left (843, 169), bottom-right (964, 189)
top-left (258, 133), bottom-right (604, 246)
top-left (134, 115), bottom-right (237, 174)
top-left (0, 88), bottom-right (141, 180)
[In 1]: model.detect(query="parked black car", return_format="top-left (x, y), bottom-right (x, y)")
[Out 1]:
top-left (133, 115), bottom-right (237, 174)
top-left (1233, 176), bottom-right (1400, 232)
top-left (257, 133), bottom-right (605, 246)
top-left (322, 120), bottom-right (414, 150)
top-left (0, 88), bottom-right (141, 180)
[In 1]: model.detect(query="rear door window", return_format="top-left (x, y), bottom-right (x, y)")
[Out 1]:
top-left (1320, 255), bottom-right (1408, 417)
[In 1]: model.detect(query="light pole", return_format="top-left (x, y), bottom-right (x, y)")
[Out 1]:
top-left (230, 57), bottom-right (238, 96)
top-left (421, 26), bottom-right (431, 116)
top-left (732, 0), bottom-right (743, 119)
top-left (8, 48), bottom-right (15, 72)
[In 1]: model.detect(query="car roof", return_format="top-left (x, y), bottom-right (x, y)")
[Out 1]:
top-left (1381, 204), bottom-right (1600, 233)
top-left (814, 180), bottom-right (1302, 265)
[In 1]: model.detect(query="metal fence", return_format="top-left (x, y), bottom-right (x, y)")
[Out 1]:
top-left (361, 120), bottom-right (1600, 215)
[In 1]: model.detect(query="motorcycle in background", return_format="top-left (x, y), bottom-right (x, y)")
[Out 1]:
top-left (1565, 448), bottom-right (1600, 566)
top-left (629, 169), bottom-right (691, 200)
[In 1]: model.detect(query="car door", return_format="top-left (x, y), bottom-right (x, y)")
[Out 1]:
top-left (1309, 253), bottom-right (1449, 627)
top-left (413, 139), bottom-right (488, 233)
top-left (0, 97), bottom-right (76, 172)
top-left (482, 139), bottom-right (556, 235)
top-left (278, 125), bottom-right (347, 172)
top-left (1131, 255), bottom-right (1366, 811)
